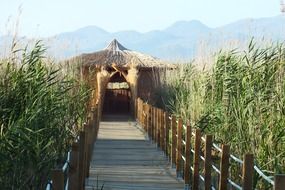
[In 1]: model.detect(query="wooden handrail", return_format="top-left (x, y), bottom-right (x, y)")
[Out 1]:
top-left (136, 97), bottom-right (284, 190)
top-left (46, 106), bottom-right (100, 190)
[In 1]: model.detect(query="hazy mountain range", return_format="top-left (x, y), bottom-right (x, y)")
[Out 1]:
top-left (1, 15), bottom-right (285, 60)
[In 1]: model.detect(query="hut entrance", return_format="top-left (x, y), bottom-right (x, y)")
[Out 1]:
top-left (102, 71), bottom-right (131, 116)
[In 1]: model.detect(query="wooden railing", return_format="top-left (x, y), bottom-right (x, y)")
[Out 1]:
top-left (136, 98), bottom-right (285, 190)
top-left (46, 107), bottom-right (100, 190)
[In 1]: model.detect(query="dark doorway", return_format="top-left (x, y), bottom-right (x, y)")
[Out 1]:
top-left (102, 72), bottom-right (131, 116)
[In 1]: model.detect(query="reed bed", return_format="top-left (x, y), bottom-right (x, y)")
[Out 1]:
top-left (156, 40), bottom-right (285, 188)
top-left (0, 41), bottom-right (91, 189)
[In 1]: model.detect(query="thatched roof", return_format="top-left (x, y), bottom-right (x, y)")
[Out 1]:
top-left (79, 39), bottom-right (168, 68)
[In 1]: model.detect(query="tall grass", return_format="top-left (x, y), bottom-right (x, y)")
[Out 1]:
top-left (157, 40), bottom-right (285, 188)
top-left (0, 41), bottom-right (91, 189)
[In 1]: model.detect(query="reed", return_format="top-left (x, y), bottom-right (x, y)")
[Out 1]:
top-left (156, 40), bottom-right (285, 188)
top-left (0, 41), bottom-right (91, 189)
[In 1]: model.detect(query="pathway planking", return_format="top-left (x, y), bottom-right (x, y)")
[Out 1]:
top-left (85, 116), bottom-right (184, 190)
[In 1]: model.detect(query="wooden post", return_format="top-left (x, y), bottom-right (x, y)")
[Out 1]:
top-left (78, 130), bottom-right (86, 189)
top-left (184, 121), bottom-right (191, 186)
top-left (275, 174), bottom-right (285, 190)
top-left (143, 103), bottom-right (147, 132)
top-left (152, 106), bottom-right (155, 142)
top-left (51, 169), bottom-right (64, 190)
top-left (144, 104), bottom-right (148, 130)
top-left (242, 154), bottom-right (254, 190)
top-left (157, 108), bottom-right (161, 148)
top-left (141, 100), bottom-right (143, 125)
top-left (176, 118), bottom-right (183, 177)
top-left (136, 98), bottom-right (138, 119)
top-left (219, 144), bottom-right (230, 190)
top-left (164, 112), bottom-right (170, 157)
top-left (147, 105), bottom-right (152, 139)
top-left (192, 129), bottom-right (201, 190)
top-left (154, 107), bottom-right (157, 143)
top-left (86, 123), bottom-right (93, 178)
top-left (171, 116), bottom-right (177, 166)
top-left (138, 99), bottom-right (141, 124)
top-left (152, 107), bottom-right (155, 142)
top-left (150, 106), bottom-right (154, 141)
top-left (142, 102), bottom-right (146, 131)
top-left (93, 106), bottom-right (99, 141)
top-left (160, 110), bottom-right (165, 150)
top-left (145, 104), bottom-right (149, 133)
top-left (204, 135), bottom-right (213, 190)
top-left (137, 99), bottom-right (140, 123)
top-left (92, 107), bottom-right (97, 142)
top-left (69, 142), bottom-right (79, 190)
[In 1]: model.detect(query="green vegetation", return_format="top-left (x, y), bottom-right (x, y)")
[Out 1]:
top-left (157, 40), bottom-right (285, 188)
top-left (0, 42), bottom-right (91, 189)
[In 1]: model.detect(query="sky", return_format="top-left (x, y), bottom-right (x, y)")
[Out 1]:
top-left (0, 0), bottom-right (282, 38)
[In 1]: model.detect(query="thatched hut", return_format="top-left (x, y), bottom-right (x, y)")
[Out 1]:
top-left (77, 39), bottom-right (169, 118)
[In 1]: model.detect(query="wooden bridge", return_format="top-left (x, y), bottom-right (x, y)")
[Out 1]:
top-left (85, 118), bottom-right (184, 190)
top-left (47, 98), bottom-right (285, 190)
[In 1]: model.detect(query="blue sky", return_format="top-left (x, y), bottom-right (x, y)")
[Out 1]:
top-left (0, 0), bottom-right (281, 37)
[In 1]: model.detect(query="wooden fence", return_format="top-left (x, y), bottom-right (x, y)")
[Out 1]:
top-left (46, 107), bottom-right (100, 190)
top-left (137, 98), bottom-right (285, 190)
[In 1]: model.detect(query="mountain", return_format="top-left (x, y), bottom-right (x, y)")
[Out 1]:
top-left (165, 20), bottom-right (211, 38)
top-left (1, 15), bottom-right (285, 60)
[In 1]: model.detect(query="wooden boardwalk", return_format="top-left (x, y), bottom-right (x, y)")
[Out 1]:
top-left (85, 117), bottom-right (184, 190)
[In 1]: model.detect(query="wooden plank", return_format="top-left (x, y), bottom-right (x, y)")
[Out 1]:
top-left (192, 128), bottom-right (201, 190)
top-left (219, 144), bottom-right (230, 190)
top-left (204, 135), bottom-right (213, 190)
top-left (85, 119), bottom-right (185, 190)
top-left (184, 121), bottom-right (191, 186)
top-left (275, 174), bottom-right (285, 190)
top-left (176, 118), bottom-right (183, 177)
top-left (171, 116), bottom-right (177, 166)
